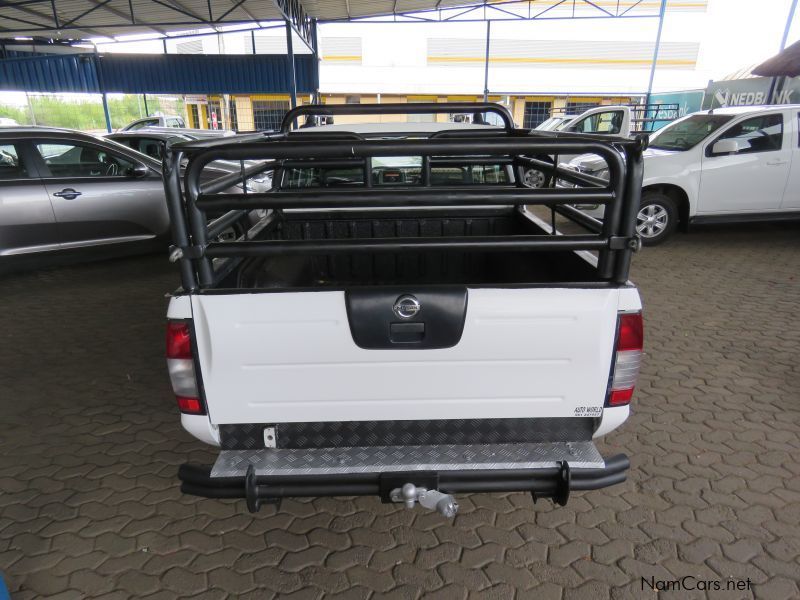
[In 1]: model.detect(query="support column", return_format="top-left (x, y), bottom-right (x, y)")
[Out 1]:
top-left (779, 0), bottom-right (798, 50)
top-left (286, 19), bottom-right (298, 109)
top-left (143, 94), bottom-right (149, 116)
top-left (311, 18), bottom-right (320, 103)
top-left (101, 94), bottom-right (112, 133)
top-left (768, 0), bottom-right (798, 104)
top-left (644, 0), bottom-right (667, 108)
top-left (483, 20), bottom-right (491, 102)
top-left (94, 51), bottom-right (112, 133)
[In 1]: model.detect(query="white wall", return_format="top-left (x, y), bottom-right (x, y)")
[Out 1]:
top-left (318, 0), bottom-right (800, 96)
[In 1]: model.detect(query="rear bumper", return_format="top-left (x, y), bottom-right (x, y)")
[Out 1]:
top-left (178, 452), bottom-right (629, 513)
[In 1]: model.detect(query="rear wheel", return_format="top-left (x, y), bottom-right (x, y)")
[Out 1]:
top-left (636, 192), bottom-right (677, 246)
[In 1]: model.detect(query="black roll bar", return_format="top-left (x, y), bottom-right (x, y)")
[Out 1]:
top-left (164, 104), bottom-right (645, 291)
top-left (280, 102), bottom-right (516, 133)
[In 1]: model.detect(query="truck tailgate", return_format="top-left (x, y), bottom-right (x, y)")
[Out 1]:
top-left (191, 287), bottom-right (619, 424)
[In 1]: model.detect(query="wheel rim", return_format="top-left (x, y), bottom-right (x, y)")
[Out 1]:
top-left (523, 168), bottom-right (546, 188)
top-left (216, 226), bottom-right (238, 242)
top-left (636, 204), bottom-right (669, 238)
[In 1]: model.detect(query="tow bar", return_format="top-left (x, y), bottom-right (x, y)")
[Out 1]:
top-left (389, 483), bottom-right (459, 518)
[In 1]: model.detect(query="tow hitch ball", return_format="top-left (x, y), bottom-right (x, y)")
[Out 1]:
top-left (390, 483), bottom-right (459, 518)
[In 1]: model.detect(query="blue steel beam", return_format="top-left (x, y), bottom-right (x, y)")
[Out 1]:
top-left (644, 0), bottom-right (667, 106)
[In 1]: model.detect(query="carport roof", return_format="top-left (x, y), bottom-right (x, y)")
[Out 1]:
top-left (0, 0), bottom-right (478, 40)
top-left (1, 0), bottom-right (664, 42)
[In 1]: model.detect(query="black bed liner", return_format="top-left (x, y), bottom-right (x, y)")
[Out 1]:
top-left (230, 208), bottom-right (599, 288)
top-left (163, 102), bottom-right (645, 292)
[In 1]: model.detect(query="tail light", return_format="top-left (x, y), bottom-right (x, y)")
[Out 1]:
top-left (607, 312), bottom-right (643, 407)
top-left (166, 320), bottom-right (205, 415)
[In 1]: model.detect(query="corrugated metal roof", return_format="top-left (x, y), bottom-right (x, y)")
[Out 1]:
top-left (0, 53), bottom-right (316, 94)
top-left (0, 53), bottom-right (99, 92)
top-left (0, 0), bottom-right (686, 41)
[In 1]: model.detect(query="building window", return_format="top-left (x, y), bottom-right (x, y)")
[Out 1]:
top-left (252, 99), bottom-right (290, 131)
top-left (187, 104), bottom-right (200, 128)
top-left (523, 101), bottom-right (552, 129)
top-left (345, 95), bottom-right (360, 104)
top-left (566, 101), bottom-right (597, 114)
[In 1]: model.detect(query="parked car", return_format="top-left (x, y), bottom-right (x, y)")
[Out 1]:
top-left (121, 114), bottom-right (186, 131)
top-left (522, 106), bottom-right (632, 188)
top-left (106, 130), bottom-right (195, 160)
top-left (168, 103), bottom-right (643, 518)
top-left (0, 126), bottom-right (265, 265)
top-left (0, 127), bottom-right (168, 261)
top-left (133, 126), bottom-right (235, 139)
top-left (565, 105), bottom-right (800, 244)
top-left (535, 115), bottom-right (573, 131)
top-left (0, 117), bottom-right (20, 127)
top-left (105, 130), bottom-right (271, 191)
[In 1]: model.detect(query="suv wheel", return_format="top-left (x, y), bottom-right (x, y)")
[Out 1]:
top-left (636, 192), bottom-right (677, 246)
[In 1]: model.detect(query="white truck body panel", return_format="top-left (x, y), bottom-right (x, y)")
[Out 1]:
top-left (189, 287), bottom-right (639, 426)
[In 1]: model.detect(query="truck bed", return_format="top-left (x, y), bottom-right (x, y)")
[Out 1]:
top-left (226, 207), bottom-right (599, 290)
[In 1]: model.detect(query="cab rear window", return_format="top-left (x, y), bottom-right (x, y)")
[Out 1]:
top-left (281, 159), bottom-right (508, 188)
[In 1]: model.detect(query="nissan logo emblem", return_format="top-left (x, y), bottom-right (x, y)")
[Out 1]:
top-left (393, 295), bottom-right (421, 319)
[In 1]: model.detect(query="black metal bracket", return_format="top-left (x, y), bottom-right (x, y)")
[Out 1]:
top-left (608, 236), bottom-right (641, 251)
top-left (554, 461), bottom-right (571, 507)
top-left (378, 471), bottom-right (439, 503)
top-left (244, 465), bottom-right (281, 513)
top-left (168, 244), bottom-right (206, 263)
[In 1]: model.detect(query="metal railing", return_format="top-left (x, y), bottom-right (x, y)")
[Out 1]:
top-left (163, 103), bottom-right (645, 292)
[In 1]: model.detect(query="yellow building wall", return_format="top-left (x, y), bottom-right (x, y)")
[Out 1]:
top-left (322, 94), bottom-right (409, 124)
top-left (234, 96), bottom-right (254, 132)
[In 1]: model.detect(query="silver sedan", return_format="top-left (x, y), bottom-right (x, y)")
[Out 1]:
top-left (0, 127), bottom-right (265, 267)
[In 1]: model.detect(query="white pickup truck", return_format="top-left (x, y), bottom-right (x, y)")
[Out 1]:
top-left (566, 104), bottom-right (800, 244)
top-left (523, 105), bottom-right (632, 188)
top-left (163, 103), bottom-right (645, 517)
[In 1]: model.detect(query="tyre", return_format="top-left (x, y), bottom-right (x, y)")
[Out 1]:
top-left (521, 167), bottom-right (546, 188)
top-left (636, 192), bottom-right (678, 246)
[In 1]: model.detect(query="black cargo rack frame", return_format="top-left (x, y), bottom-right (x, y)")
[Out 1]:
top-left (163, 102), bottom-right (645, 292)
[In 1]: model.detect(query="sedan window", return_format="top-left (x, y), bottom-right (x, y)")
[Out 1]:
top-left (35, 141), bottom-right (137, 178)
top-left (0, 143), bottom-right (30, 180)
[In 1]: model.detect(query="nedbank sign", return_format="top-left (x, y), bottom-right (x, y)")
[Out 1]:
top-left (702, 76), bottom-right (799, 109)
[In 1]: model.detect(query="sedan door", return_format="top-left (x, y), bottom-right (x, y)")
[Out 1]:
top-left (31, 138), bottom-right (170, 249)
top-left (0, 140), bottom-right (60, 256)
top-left (780, 111), bottom-right (800, 209)
top-left (697, 112), bottom-right (790, 214)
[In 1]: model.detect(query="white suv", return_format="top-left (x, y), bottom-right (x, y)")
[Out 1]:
top-left (568, 105), bottom-right (800, 244)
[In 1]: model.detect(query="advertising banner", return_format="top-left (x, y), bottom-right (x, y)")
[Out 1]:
top-left (702, 77), bottom-right (799, 109)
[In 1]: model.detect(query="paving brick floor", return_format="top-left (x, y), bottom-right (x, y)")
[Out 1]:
top-left (0, 221), bottom-right (798, 599)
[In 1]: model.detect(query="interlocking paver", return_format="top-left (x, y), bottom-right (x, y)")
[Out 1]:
top-left (0, 221), bottom-right (798, 598)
